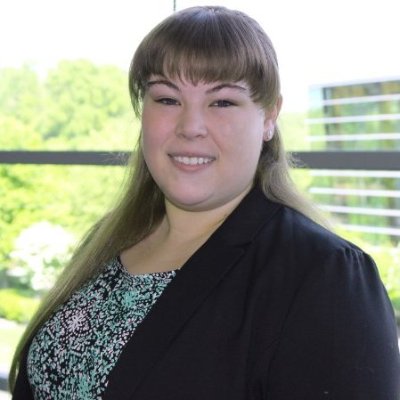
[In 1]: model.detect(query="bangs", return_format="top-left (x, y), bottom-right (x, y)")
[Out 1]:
top-left (129, 7), bottom-right (280, 115)
top-left (159, 41), bottom-right (254, 89)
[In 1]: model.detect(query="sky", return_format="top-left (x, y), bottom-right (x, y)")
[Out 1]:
top-left (1, 0), bottom-right (399, 111)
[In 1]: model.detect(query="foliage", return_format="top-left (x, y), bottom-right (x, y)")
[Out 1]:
top-left (0, 61), bottom-right (134, 151)
top-left (0, 115), bottom-right (43, 149)
top-left (0, 164), bottom-right (126, 285)
top-left (43, 60), bottom-right (131, 144)
top-left (9, 221), bottom-right (75, 291)
top-left (0, 288), bottom-right (40, 323)
top-left (0, 61), bottom-right (133, 292)
top-left (0, 64), bottom-right (44, 128)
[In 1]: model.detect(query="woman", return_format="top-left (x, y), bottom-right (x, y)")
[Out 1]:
top-left (10, 5), bottom-right (400, 399)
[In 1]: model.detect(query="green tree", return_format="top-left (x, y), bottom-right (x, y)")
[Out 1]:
top-left (0, 64), bottom-right (44, 130)
top-left (0, 60), bottom-right (133, 286)
top-left (43, 60), bottom-right (131, 144)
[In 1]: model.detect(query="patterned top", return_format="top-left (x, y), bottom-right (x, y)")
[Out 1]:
top-left (27, 257), bottom-right (178, 400)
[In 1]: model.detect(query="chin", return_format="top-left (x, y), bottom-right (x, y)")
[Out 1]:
top-left (162, 181), bottom-right (252, 212)
top-left (166, 191), bottom-right (243, 213)
top-left (167, 195), bottom-right (213, 211)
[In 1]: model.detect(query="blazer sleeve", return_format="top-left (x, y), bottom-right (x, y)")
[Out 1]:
top-left (266, 248), bottom-right (400, 400)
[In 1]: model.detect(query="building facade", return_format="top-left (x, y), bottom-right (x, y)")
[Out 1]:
top-left (307, 77), bottom-right (400, 243)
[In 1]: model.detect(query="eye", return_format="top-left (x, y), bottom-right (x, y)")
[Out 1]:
top-left (211, 99), bottom-right (236, 108)
top-left (156, 97), bottom-right (180, 106)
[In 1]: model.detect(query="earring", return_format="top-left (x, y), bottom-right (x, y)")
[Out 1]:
top-left (265, 129), bottom-right (273, 140)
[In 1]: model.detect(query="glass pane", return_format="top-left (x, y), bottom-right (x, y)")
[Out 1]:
top-left (1, 1), bottom-right (399, 395)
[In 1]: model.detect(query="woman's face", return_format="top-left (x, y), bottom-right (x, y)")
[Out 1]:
top-left (141, 75), bottom-right (277, 212)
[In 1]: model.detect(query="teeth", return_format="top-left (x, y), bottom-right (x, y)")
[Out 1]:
top-left (173, 156), bottom-right (213, 165)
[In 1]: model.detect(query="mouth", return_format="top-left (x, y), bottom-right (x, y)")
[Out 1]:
top-left (170, 155), bottom-right (215, 166)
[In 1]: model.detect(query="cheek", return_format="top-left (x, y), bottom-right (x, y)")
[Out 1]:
top-left (141, 115), bottom-right (165, 151)
top-left (142, 107), bottom-right (175, 146)
top-left (141, 126), bottom-right (160, 165)
top-left (142, 136), bottom-right (162, 170)
top-left (224, 119), bottom-right (265, 156)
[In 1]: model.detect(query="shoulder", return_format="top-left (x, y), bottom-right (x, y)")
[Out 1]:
top-left (221, 187), bottom-right (376, 280)
top-left (246, 196), bottom-right (387, 304)
top-left (259, 203), bottom-right (393, 330)
top-left (256, 198), bottom-right (366, 262)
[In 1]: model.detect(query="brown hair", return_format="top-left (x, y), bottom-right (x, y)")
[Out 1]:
top-left (129, 6), bottom-right (280, 113)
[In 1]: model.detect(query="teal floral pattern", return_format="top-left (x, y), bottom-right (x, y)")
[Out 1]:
top-left (27, 257), bottom-right (177, 399)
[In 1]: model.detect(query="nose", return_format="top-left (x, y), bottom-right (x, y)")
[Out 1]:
top-left (176, 105), bottom-right (207, 139)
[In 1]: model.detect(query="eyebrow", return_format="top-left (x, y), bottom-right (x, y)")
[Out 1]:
top-left (146, 79), bottom-right (248, 94)
top-left (206, 83), bottom-right (248, 94)
top-left (146, 79), bottom-right (179, 90)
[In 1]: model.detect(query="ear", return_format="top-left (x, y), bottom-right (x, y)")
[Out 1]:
top-left (263, 95), bottom-right (283, 141)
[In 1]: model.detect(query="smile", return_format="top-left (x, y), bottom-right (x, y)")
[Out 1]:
top-left (172, 156), bottom-right (214, 166)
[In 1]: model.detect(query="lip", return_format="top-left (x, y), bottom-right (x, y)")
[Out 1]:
top-left (168, 151), bottom-right (216, 159)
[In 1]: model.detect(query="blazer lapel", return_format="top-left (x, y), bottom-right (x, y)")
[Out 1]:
top-left (103, 188), bottom-right (281, 400)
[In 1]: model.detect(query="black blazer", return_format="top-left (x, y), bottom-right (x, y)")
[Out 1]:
top-left (13, 188), bottom-right (400, 399)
